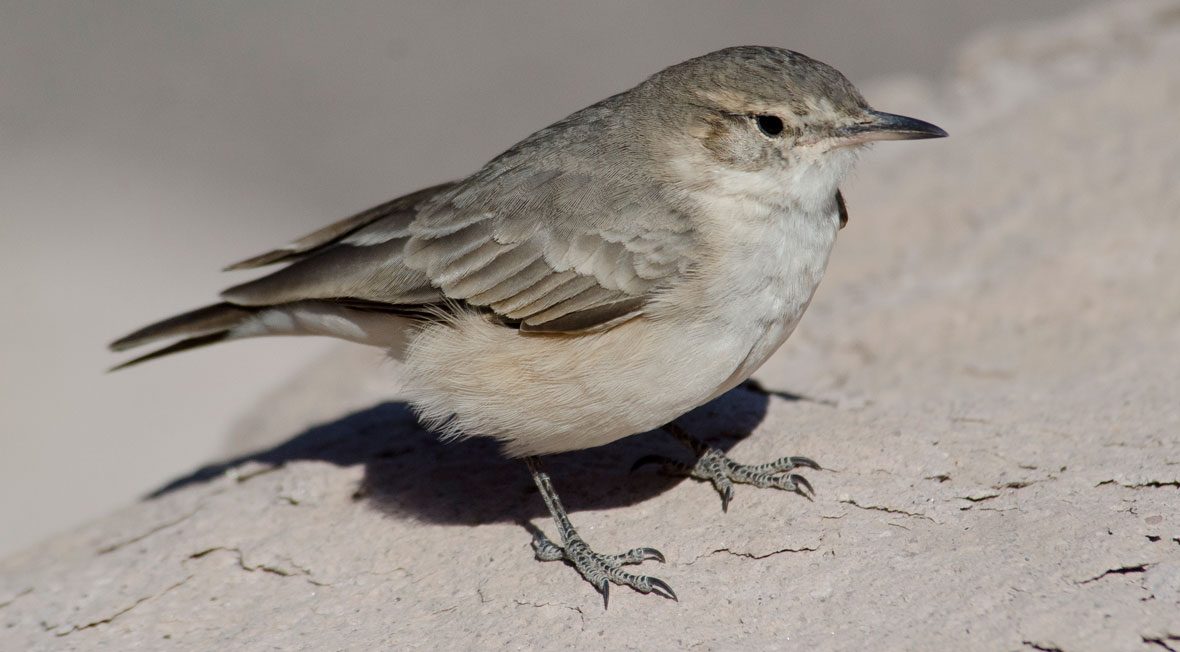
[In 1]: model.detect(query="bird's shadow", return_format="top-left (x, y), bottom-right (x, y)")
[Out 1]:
top-left (151, 381), bottom-right (803, 525)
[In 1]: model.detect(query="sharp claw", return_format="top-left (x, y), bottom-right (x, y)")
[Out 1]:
top-left (721, 485), bottom-right (733, 512)
top-left (648, 577), bottom-right (678, 601)
top-left (639, 547), bottom-right (665, 563)
top-left (788, 474), bottom-right (815, 501)
top-left (599, 579), bottom-right (610, 610)
top-left (794, 456), bottom-right (821, 470)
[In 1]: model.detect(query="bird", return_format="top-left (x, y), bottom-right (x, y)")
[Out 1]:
top-left (110, 46), bottom-right (946, 607)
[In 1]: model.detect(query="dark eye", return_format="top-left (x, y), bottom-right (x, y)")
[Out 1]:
top-left (754, 114), bottom-right (785, 137)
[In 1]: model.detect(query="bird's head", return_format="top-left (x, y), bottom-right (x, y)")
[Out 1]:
top-left (637, 46), bottom-right (945, 203)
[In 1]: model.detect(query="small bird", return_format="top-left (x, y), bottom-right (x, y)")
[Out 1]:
top-left (111, 46), bottom-right (945, 607)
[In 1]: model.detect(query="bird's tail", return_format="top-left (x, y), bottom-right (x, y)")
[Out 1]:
top-left (108, 302), bottom-right (258, 371)
top-left (109, 300), bottom-right (418, 370)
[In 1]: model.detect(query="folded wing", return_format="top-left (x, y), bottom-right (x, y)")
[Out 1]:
top-left (222, 165), bottom-right (696, 333)
top-left (113, 97), bottom-right (699, 369)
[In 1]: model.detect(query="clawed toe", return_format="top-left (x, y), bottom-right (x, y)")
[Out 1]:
top-left (533, 532), bottom-right (675, 608)
top-left (792, 456), bottom-right (822, 471)
top-left (719, 482), bottom-right (735, 512)
top-left (581, 547), bottom-right (677, 608)
top-left (649, 424), bottom-right (821, 511)
top-left (640, 547), bottom-right (665, 563)
top-left (613, 568), bottom-right (678, 604)
top-left (746, 454), bottom-right (821, 475)
top-left (783, 472), bottom-right (814, 498)
top-left (531, 531), bottom-right (567, 561)
top-left (613, 546), bottom-right (665, 564)
top-left (647, 576), bottom-right (677, 601)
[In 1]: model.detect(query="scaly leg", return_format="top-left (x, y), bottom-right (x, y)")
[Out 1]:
top-left (525, 457), bottom-right (676, 608)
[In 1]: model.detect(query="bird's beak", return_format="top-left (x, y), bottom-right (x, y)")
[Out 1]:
top-left (837, 110), bottom-right (948, 144)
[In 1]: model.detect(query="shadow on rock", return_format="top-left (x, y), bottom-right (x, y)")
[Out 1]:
top-left (152, 382), bottom-right (799, 525)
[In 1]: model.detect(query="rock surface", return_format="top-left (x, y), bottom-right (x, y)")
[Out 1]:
top-left (3, 2), bottom-right (1179, 649)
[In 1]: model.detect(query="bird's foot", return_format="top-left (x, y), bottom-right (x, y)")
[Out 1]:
top-left (525, 456), bottom-right (676, 608)
top-left (531, 529), bottom-right (676, 608)
top-left (636, 424), bottom-right (820, 511)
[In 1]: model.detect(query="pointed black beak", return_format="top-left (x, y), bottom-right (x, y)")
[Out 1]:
top-left (841, 110), bottom-right (948, 142)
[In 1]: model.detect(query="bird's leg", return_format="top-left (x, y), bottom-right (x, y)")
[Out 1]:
top-left (633, 423), bottom-right (819, 512)
top-left (524, 457), bottom-right (676, 608)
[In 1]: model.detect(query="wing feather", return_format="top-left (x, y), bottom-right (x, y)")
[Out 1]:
top-left (488, 270), bottom-right (580, 317)
top-left (221, 238), bottom-right (436, 306)
top-left (214, 99), bottom-right (699, 333)
top-left (503, 275), bottom-right (599, 322)
top-left (223, 182), bottom-right (455, 270)
top-left (442, 243), bottom-right (541, 298)
top-left (466, 257), bottom-right (554, 306)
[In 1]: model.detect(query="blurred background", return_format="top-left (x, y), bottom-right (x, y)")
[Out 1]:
top-left (0, 1), bottom-right (1087, 556)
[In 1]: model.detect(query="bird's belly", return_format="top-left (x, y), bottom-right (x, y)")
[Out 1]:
top-left (400, 312), bottom-right (748, 456)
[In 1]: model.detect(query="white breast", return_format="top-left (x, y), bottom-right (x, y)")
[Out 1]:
top-left (681, 165), bottom-right (845, 402)
top-left (709, 205), bottom-right (840, 400)
top-left (698, 207), bottom-right (840, 400)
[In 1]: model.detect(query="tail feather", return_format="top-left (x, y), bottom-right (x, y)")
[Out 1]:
top-left (109, 302), bottom-right (258, 371)
top-left (109, 302), bottom-right (255, 352)
top-left (108, 331), bottom-right (233, 372)
top-left (109, 299), bottom-right (417, 370)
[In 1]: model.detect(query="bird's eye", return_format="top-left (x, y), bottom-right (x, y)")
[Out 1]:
top-left (754, 114), bottom-right (785, 137)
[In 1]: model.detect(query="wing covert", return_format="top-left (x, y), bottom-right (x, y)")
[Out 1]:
top-left (397, 167), bottom-right (695, 332)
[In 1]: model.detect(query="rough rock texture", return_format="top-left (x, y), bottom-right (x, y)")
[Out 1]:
top-left (3, 2), bottom-right (1179, 649)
